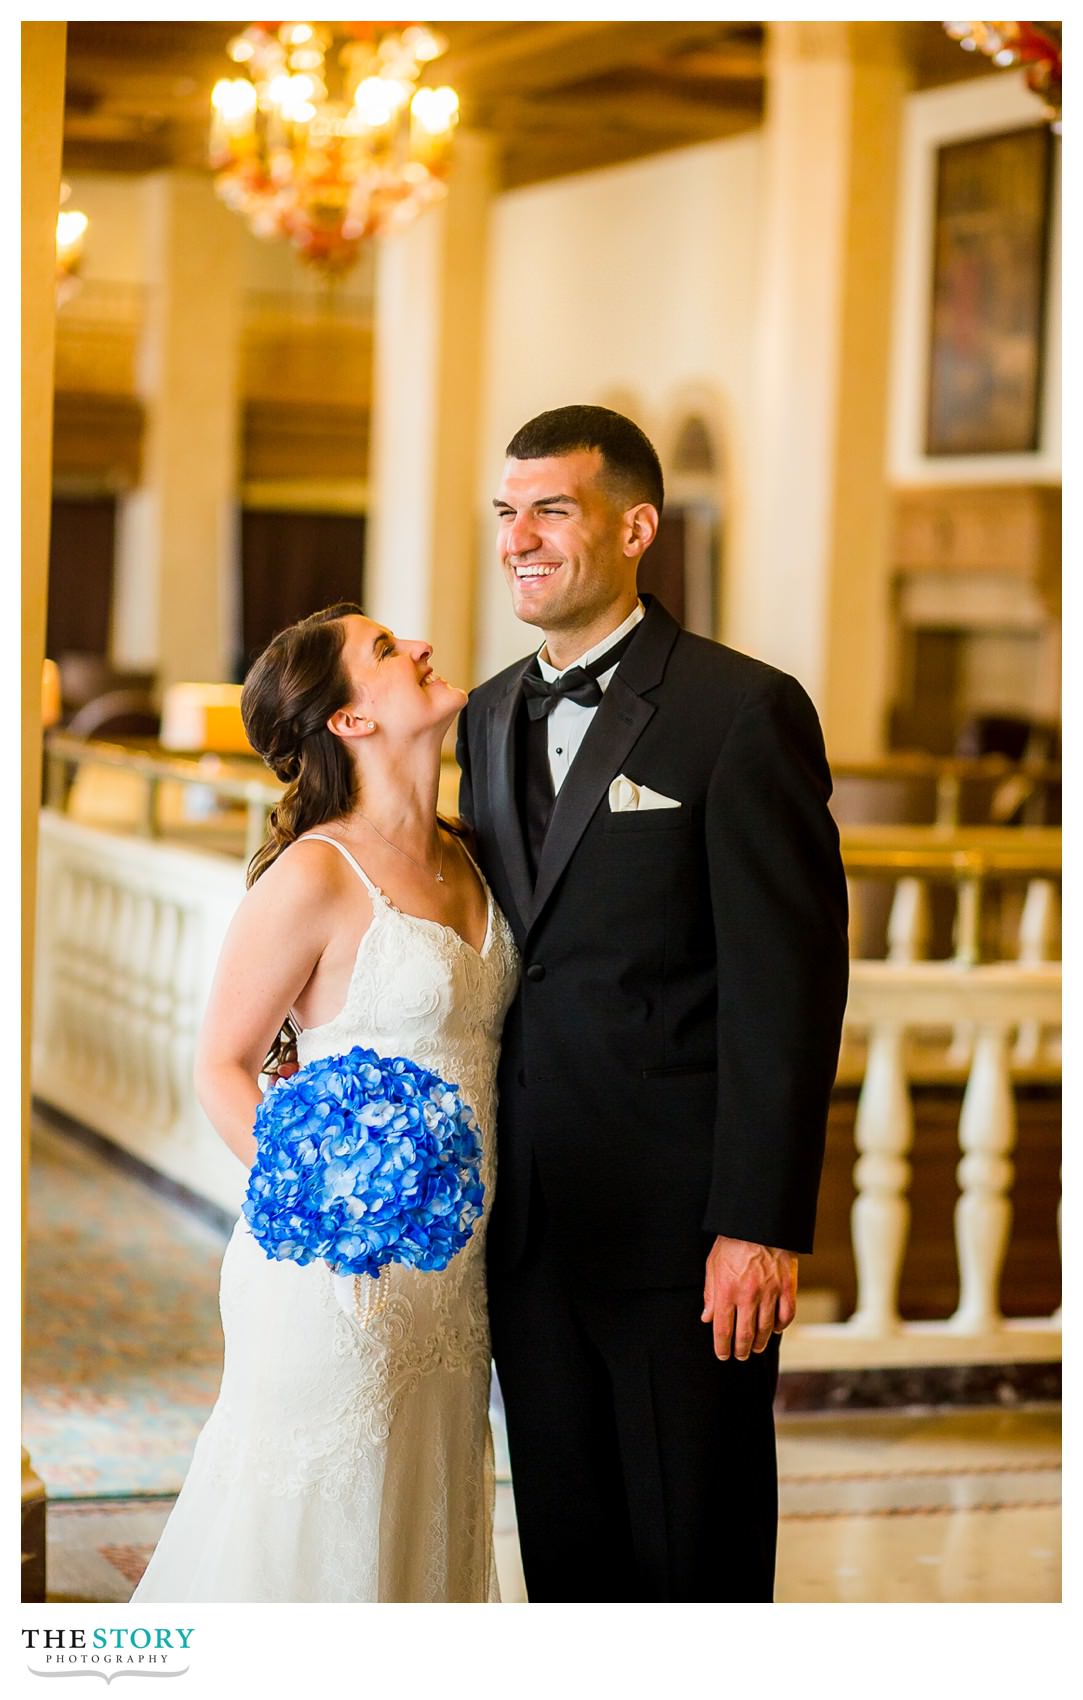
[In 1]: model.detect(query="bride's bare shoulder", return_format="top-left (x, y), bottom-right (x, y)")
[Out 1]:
top-left (250, 836), bottom-right (366, 909)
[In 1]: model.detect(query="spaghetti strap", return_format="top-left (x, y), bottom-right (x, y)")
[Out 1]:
top-left (296, 832), bottom-right (382, 899)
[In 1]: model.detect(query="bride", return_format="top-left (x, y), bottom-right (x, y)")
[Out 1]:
top-left (132, 602), bottom-right (519, 1603)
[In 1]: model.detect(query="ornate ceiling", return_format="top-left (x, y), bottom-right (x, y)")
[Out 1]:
top-left (62, 20), bottom-right (996, 190)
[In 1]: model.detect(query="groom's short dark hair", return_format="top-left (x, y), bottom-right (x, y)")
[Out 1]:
top-left (506, 405), bottom-right (664, 515)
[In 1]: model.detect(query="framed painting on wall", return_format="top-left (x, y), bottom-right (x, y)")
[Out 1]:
top-left (925, 124), bottom-right (1054, 456)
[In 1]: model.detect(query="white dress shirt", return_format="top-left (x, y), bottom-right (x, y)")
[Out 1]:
top-left (536, 600), bottom-right (645, 794)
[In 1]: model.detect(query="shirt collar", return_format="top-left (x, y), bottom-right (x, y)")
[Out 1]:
top-left (537, 600), bottom-right (646, 683)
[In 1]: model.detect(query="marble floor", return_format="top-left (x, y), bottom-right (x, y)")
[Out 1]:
top-left (494, 1405), bottom-right (1060, 1603)
top-left (44, 1404), bottom-right (1059, 1604)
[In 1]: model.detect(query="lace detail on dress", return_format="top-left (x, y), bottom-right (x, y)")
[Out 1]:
top-left (131, 845), bottom-right (519, 1603)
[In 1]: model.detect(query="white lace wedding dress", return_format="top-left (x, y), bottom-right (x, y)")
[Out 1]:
top-left (132, 835), bottom-right (519, 1603)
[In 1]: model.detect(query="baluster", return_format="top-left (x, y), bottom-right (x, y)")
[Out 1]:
top-left (87, 875), bottom-right (113, 1087)
top-left (953, 874), bottom-right (982, 966)
top-left (948, 874), bottom-right (983, 1069)
top-left (109, 887), bottom-right (138, 1118)
top-left (935, 772), bottom-right (961, 828)
top-left (949, 1023), bottom-right (1016, 1334)
top-left (41, 865), bottom-right (74, 1069)
top-left (87, 870), bottom-right (116, 1094)
top-left (887, 876), bottom-right (930, 964)
top-left (66, 873), bottom-right (95, 1084)
top-left (147, 900), bottom-right (182, 1130)
top-left (127, 892), bottom-right (156, 1119)
top-left (1014, 879), bottom-right (1060, 1066)
top-left (847, 1022), bottom-right (913, 1336)
top-left (170, 908), bottom-right (201, 1136)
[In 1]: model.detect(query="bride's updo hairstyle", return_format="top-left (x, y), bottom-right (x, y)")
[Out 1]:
top-left (241, 601), bottom-right (364, 890)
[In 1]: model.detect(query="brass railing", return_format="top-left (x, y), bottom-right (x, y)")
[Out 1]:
top-left (44, 734), bottom-right (465, 863)
top-left (832, 754), bottom-right (1060, 828)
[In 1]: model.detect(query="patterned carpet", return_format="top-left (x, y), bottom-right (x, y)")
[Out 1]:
top-left (24, 1118), bottom-right (230, 1497)
top-left (46, 1499), bottom-right (175, 1603)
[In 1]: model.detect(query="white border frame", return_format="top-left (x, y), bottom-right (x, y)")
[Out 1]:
top-left (888, 70), bottom-right (1061, 486)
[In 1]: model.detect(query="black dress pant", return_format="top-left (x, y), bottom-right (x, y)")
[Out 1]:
top-left (488, 1185), bottom-right (781, 1603)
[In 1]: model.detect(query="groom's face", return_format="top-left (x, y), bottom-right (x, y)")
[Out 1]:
top-left (494, 449), bottom-right (639, 636)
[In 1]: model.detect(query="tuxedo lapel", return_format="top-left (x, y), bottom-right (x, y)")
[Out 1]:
top-left (529, 676), bottom-right (655, 928)
top-left (528, 598), bottom-right (681, 932)
top-left (486, 663), bottom-right (535, 934)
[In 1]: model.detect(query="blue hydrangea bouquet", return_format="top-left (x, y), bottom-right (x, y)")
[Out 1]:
top-left (242, 1046), bottom-right (485, 1279)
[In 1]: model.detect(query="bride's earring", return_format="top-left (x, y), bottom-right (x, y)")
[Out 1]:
top-left (366, 720), bottom-right (376, 731)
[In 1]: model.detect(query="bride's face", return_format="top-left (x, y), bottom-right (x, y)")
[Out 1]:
top-left (334, 615), bottom-right (467, 743)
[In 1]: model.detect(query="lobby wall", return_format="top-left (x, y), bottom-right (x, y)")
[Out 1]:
top-left (474, 133), bottom-right (763, 680)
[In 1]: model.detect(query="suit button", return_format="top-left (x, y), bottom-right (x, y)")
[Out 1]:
top-left (526, 963), bottom-right (546, 982)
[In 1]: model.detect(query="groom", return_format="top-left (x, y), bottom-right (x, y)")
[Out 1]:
top-left (456, 405), bottom-right (849, 1602)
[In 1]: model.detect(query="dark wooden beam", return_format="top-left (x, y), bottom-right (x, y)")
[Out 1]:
top-left (490, 87), bottom-right (759, 144)
top-left (435, 19), bottom-right (762, 101)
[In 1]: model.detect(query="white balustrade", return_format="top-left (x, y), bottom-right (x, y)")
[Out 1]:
top-left (33, 810), bottom-right (248, 1214)
top-left (34, 789), bottom-right (1062, 1371)
top-left (789, 959), bottom-right (1062, 1369)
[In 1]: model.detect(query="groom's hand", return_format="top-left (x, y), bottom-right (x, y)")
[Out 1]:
top-left (701, 1236), bottom-right (798, 1362)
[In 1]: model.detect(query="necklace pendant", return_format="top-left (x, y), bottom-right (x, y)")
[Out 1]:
top-left (435, 871), bottom-right (445, 883)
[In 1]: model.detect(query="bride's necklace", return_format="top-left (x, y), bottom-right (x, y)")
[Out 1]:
top-left (355, 813), bottom-right (445, 883)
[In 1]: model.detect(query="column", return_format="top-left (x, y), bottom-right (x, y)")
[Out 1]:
top-left (22, 19), bottom-right (67, 1602)
top-left (366, 130), bottom-right (495, 691)
top-left (731, 22), bottom-right (909, 757)
top-left (114, 172), bottom-right (243, 687)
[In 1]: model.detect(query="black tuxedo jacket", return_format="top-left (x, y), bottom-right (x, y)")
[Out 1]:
top-left (456, 597), bottom-right (849, 1287)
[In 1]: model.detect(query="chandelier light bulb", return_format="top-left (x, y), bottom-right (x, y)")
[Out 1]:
top-left (401, 24), bottom-right (445, 64)
top-left (941, 20), bottom-right (1061, 126)
top-left (284, 23), bottom-right (315, 46)
top-left (411, 85), bottom-right (459, 136)
top-left (281, 97), bottom-right (317, 124)
top-left (265, 73), bottom-right (294, 109)
top-left (211, 77), bottom-right (258, 121)
top-left (353, 75), bottom-right (400, 127)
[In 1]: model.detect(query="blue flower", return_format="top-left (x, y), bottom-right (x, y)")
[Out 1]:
top-left (243, 1046), bottom-right (485, 1280)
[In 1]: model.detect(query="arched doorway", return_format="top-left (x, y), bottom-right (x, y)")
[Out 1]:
top-left (638, 409), bottom-right (722, 637)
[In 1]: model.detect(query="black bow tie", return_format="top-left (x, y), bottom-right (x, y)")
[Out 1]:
top-left (521, 625), bottom-right (639, 721)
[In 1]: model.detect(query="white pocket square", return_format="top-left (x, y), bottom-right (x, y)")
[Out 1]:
top-left (608, 775), bottom-right (682, 812)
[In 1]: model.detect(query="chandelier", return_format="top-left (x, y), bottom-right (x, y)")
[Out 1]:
top-left (943, 22), bottom-right (1062, 127)
top-left (209, 21), bottom-right (460, 274)
top-left (56, 183), bottom-right (89, 307)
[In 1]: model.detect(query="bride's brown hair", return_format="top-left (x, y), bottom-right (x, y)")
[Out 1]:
top-left (240, 601), bottom-right (364, 1070)
top-left (241, 601), bottom-right (364, 890)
